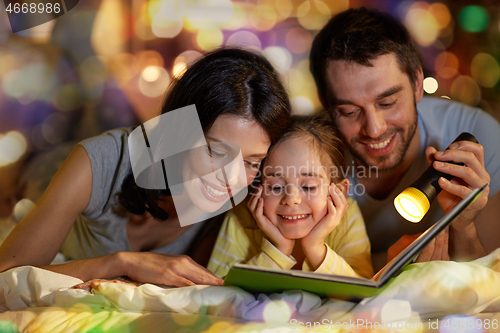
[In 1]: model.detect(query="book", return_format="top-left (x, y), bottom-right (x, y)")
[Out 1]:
top-left (223, 183), bottom-right (488, 301)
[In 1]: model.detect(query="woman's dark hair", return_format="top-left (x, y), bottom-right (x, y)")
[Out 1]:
top-left (310, 7), bottom-right (422, 109)
top-left (119, 48), bottom-right (291, 220)
top-left (265, 114), bottom-right (346, 183)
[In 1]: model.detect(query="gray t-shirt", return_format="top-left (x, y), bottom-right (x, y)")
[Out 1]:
top-left (60, 128), bottom-right (206, 260)
top-left (347, 97), bottom-right (500, 269)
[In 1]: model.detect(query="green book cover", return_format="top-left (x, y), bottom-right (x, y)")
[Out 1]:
top-left (224, 185), bottom-right (486, 301)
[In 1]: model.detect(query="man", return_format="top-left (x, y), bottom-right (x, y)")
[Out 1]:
top-left (309, 8), bottom-right (500, 270)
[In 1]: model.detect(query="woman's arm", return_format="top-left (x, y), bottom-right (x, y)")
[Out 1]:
top-left (0, 145), bottom-right (92, 271)
top-left (0, 145), bottom-right (223, 286)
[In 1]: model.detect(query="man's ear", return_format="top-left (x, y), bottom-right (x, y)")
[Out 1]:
top-left (414, 68), bottom-right (424, 103)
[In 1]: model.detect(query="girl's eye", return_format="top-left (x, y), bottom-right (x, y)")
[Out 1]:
top-left (270, 186), bottom-right (283, 193)
top-left (301, 186), bottom-right (317, 191)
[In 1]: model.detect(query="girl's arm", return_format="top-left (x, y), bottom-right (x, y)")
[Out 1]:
top-left (301, 184), bottom-right (373, 278)
top-left (208, 205), bottom-right (297, 279)
top-left (0, 146), bottom-right (222, 286)
top-left (309, 199), bottom-right (373, 278)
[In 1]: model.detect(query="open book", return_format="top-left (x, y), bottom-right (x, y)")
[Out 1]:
top-left (223, 184), bottom-right (488, 301)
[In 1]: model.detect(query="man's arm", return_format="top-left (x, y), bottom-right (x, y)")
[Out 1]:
top-left (427, 141), bottom-right (492, 261)
top-left (462, 190), bottom-right (500, 255)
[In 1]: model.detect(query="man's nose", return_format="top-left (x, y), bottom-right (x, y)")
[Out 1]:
top-left (362, 107), bottom-right (387, 139)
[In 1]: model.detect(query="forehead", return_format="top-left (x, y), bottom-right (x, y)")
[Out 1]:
top-left (206, 115), bottom-right (271, 155)
top-left (325, 53), bottom-right (410, 103)
top-left (263, 137), bottom-right (328, 179)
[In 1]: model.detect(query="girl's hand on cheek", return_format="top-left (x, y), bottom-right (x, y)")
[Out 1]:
top-left (248, 185), bottom-right (294, 256)
top-left (301, 183), bottom-right (348, 268)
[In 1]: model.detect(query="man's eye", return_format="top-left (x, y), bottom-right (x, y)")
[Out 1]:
top-left (336, 108), bottom-right (359, 116)
top-left (379, 100), bottom-right (397, 108)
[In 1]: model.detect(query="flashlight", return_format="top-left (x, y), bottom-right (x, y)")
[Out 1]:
top-left (394, 132), bottom-right (478, 223)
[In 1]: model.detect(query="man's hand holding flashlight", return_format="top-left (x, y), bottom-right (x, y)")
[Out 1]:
top-left (425, 140), bottom-right (489, 259)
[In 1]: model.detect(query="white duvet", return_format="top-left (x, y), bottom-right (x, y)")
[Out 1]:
top-left (1, 249), bottom-right (500, 332)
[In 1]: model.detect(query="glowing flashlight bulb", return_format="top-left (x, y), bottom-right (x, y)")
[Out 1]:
top-left (394, 132), bottom-right (478, 223)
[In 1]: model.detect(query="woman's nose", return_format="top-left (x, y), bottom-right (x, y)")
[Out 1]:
top-left (216, 158), bottom-right (241, 187)
top-left (280, 185), bottom-right (301, 206)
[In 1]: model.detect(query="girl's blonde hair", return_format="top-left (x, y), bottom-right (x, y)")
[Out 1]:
top-left (266, 114), bottom-right (347, 183)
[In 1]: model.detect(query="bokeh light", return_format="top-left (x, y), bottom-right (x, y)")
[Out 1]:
top-left (0, 131), bottom-right (28, 167)
top-left (42, 113), bottom-right (69, 145)
top-left (380, 299), bottom-right (412, 323)
top-left (297, 0), bottom-right (331, 30)
top-left (221, 2), bottom-right (248, 31)
top-left (263, 300), bottom-right (292, 324)
top-left (262, 46), bottom-right (292, 74)
top-left (471, 53), bottom-right (500, 88)
top-left (451, 76), bottom-right (481, 106)
top-left (195, 28), bottom-right (224, 51)
top-left (249, 4), bottom-right (277, 31)
top-left (285, 27), bottom-right (312, 54)
top-left (459, 6), bottom-right (489, 33)
top-left (172, 50), bottom-right (203, 78)
top-left (142, 66), bottom-right (161, 82)
top-left (152, 15), bottom-right (183, 38)
top-left (423, 77), bottom-right (439, 94)
top-left (13, 198), bottom-right (35, 222)
top-left (226, 31), bottom-right (262, 51)
top-left (405, 4), bottom-right (439, 47)
top-left (428, 3), bottom-right (451, 29)
top-left (291, 96), bottom-right (314, 115)
top-left (274, 0), bottom-right (293, 20)
top-left (139, 66), bottom-right (170, 98)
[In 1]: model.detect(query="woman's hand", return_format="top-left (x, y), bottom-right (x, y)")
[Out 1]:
top-left (301, 181), bottom-right (349, 269)
top-left (72, 277), bottom-right (141, 291)
top-left (120, 252), bottom-right (224, 287)
top-left (248, 185), bottom-right (294, 256)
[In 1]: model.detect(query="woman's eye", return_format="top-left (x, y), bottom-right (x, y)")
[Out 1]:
top-left (207, 147), bottom-right (227, 158)
top-left (245, 161), bottom-right (261, 170)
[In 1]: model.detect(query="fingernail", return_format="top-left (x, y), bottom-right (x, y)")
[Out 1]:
top-left (449, 143), bottom-right (458, 149)
top-left (440, 177), bottom-right (449, 183)
top-left (435, 151), bottom-right (444, 157)
top-left (435, 161), bottom-right (445, 168)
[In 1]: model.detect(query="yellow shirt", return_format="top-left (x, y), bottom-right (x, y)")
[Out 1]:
top-left (208, 197), bottom-right (373, 279)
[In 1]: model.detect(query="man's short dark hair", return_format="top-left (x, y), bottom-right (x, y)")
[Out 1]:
top-left (309, 7), bottom-right (422, 108)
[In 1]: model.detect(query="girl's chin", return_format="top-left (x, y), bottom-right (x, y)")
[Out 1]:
top-left (279, 229), bottom-right (313, 240)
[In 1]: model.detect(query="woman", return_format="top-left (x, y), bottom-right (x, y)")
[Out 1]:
top-left (0, 48), bottom-right (291, 287)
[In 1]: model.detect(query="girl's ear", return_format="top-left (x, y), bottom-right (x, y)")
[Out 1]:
top-left (337, 178), bottom-right (350, 196)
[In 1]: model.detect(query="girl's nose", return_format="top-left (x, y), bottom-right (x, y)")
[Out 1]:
top-left (280, 185), bottom-right (301, 206)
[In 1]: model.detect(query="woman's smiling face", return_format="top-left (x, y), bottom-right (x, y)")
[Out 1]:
top-left (261, 136), bottom-right (330, 239)
top-left (182, 115), bottom-right (271, 213)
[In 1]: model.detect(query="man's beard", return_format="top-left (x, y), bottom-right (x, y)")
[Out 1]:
top-left (343, 102), bottom-right (418, 173)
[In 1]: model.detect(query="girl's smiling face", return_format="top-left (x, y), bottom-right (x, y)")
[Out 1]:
top-left (261, 136), bottom-right (331, 239)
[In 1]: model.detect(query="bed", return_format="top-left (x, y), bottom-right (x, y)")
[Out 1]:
top-left (1, 249), bottom-right (500, 333)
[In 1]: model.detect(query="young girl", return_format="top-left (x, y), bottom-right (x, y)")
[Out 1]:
top-left (208, 115), bottom-right (373, 278)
